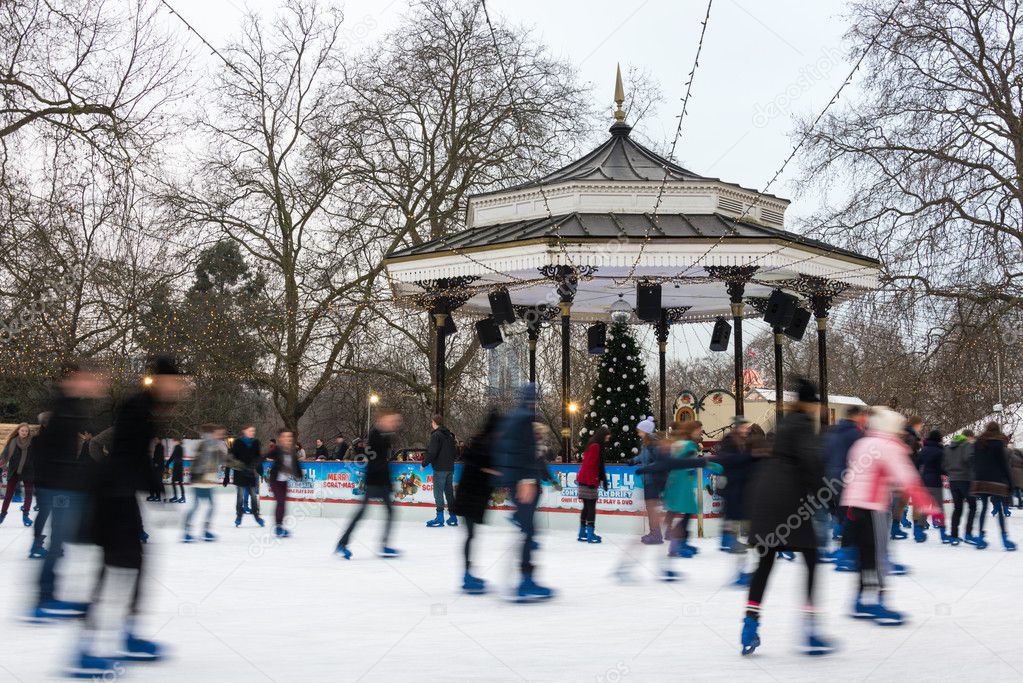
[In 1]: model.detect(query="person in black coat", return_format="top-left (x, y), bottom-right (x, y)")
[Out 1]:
top-left (335, 410), bottom-right (402, 559)
top-left (1, 422), bottom-right (35, 525)
top-left (229, 425), bottom-right (264, 527)
top-left (313, 439), bottom-right (328, 460)
top-left (423, 414), bottom-right (458, 527)
top-left (167, 438), bottom-right (185, 503)
top-left (30, 363), bottom-right (105, 613)
top-left (914, 430), bottom-right (946, 541)
top-left (741, 379), bottom-right (833, 657)
top-left (73, 356), bottom-right (188, 672)
top-left (452, 410), bottom-right (499, 593)
top-left (147, 440), bottom-right (166, 502)
top-left (266, 429), bottom-right (301, 537)
top-left (970, 422), bottom-right (1016, 550)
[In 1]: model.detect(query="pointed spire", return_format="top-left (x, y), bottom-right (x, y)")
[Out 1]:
top-left (613, 63), bottom-right (626, 122)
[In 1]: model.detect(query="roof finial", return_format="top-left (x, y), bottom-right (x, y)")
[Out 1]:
top-left (613, 63), bottom-right (626, 122)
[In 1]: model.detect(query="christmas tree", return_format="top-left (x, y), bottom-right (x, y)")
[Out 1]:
top-left (578, 322), bottom-right (654, 462)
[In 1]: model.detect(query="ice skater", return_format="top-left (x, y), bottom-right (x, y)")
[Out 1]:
top-left (944, 431), bottom-right (976, 545)
top-left (229, 425), bottom-right (264, 527)
top-left (970, 421), bottom-right (1017, 551)
top-left (29, 362), bottom-right (105, 620)
top-left (712, 417), bottom-right (758, 584)
top-left (167, 437), bottom-right (185, 503)
top-left (335, 410), bottom-right (402, 559)
top-left (630, 417), bottom-right (666, 544)
top-left (577, 426), bottom-right (609, 543)
top-left (69, 356), bottom-right (189, 677)
top-left (453, 410), bottom-right (499, 593)
top-left (146, 439), bottom-right (165, 502)
top-left (842, 406), bottom-right (941, 626)
top-left (268, 428), bottom-right (302, 537)
top-left (634, 421), bottom-right (720, 582)
top-left (1, 422), bottom-right (35, 526)
top-left (423, 413), bottom-right (457, 527)
top-left (183, 424), bottom-right (227, 543)
top-left (492, 384), bottom-right (554, 602)
top-left (914, 429), bottom-right (947, 542)
top-left (740, 379), bottom-right (833, 657)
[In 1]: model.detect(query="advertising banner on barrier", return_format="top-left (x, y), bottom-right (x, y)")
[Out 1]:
top-left (254, 461), bottom-right (723, 516)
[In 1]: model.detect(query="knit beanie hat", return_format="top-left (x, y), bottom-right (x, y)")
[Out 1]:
top-left (636, 416), bottom-right (656, 435)
top-left (868, 406), bottom-right (905, 435)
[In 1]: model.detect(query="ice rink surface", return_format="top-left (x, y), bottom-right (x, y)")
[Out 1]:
top-left (1, 496), bottom-right (1021, 682)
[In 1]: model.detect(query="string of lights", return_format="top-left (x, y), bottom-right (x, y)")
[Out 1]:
top-left (623, 0), bottom-right (714, 283)
top-left (680, 0), bottom-right (906, 278)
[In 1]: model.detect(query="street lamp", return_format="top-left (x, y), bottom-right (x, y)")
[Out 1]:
top-left (366, 392), bottom-right (380, 436)
top-left (567, 401), bottom-right (579, 461)
top-left (142, 375), bottom-right (154, 387)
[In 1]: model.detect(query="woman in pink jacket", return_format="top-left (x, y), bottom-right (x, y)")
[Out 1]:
top-left (842, 407), bottom-right (940, 626)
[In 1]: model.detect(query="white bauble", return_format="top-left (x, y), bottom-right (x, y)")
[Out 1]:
top-left (631, 447), bottom-right (639, 454)
top-left (622, 425), bottom-right (629, 432)
top-left (590, 411), bottom-right (596, 417)
top-left (611, 416), bottom-right (619, 424)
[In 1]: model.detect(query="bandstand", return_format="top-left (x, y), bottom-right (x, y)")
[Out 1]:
top-left (384, 70), bottom-right (881, 456)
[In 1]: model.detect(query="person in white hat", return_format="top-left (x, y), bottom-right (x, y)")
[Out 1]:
top-left (631, 417), bottom-right (664, 544)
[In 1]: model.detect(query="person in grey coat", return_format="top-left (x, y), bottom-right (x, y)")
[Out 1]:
top-left (943, 431), bottom-right (975, 544)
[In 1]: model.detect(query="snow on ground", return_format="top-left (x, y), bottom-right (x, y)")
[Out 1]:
top-left (1, 496), bottom-right (1022, 682)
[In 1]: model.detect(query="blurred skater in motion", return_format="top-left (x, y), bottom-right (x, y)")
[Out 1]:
top-left (713, 417), bottom-right (757, 584)
top-left (335, 410), bottom-right (402, 558)
top-left (577, 426), bottom-right (610, 544)
top-left (634, 422), bottom-right (719, 582)
top-left (741, 379), bottom-right (833, 657)
top-left (453, 410), bottom-right (499, 594)
top-left (182, 424), bottom-right (227, 543)
top-left (663, 421), bottom-right (720, 561)
top-left (68, 357), bottom-right (189, 678)
top-left (630, 417), bottom-right (666, 544)
top-left (971, 422), bottom-right (1016, 551)
top-left (29, 363), bottom-right (106, 619)
top-left (229, 425), bottom-right (264, 528)
top-left (492, 384), bottom-right (554, 602)
top-left (167, 437), bottom-right (185, 503)
top-left (843, 407), bottom-right (941, 626)
top-left (1, 422), bottom-right (35, 526)
top-left (268, 429), bottom-right (302, 538)
top-left (823, 406), bottom-right (867, 569)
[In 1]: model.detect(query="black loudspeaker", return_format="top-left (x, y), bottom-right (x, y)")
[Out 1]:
top-left (587, 322), bottom-right (607, 354)
top-left (636, 282), bottom-right (662, 322)
top-left (709, 317), bottom-right (731, 352)
top-left (488, 288), bottom-right (515, 325)
top-left (442, 313), bottom-right (457, 337)
top-left (764, 289), bottom-right (797, 328)
top-left (475, 317), bottom-right (503, 349)
top-left (784, 307), bottom-right (811, 341)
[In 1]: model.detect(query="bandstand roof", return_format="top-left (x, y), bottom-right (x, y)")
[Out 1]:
top-left (384, 70), bottom-right (881, 323)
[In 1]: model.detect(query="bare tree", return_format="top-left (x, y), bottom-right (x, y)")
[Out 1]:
top-left (162, 1), bottom-right (383, 434)
top-left (336, 0), bottom-right (592, 412)
top-left (0, 0), bottom-right (186, 161)
top-left (798, 0), bottom-right (1023, 313)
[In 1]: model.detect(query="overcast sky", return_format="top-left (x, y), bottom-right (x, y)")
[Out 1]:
top-left (167, 0), bottom-right (853, 222)
top-left (163, 0), bottom-right (857, 364)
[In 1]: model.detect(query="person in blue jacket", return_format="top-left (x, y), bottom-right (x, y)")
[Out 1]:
top-left (822, 406), bottom-right (867, 562)
top-left (492, 384), bottom-right (554, 602)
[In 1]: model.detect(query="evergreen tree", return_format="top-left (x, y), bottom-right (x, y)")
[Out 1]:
top-left (578, 322), bottom-right (654, 462)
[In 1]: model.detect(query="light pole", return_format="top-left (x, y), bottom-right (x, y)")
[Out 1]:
top-left (366, 392), bottom-right (379, 437)
top-left (567, 401), bottom-right (579, 462)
